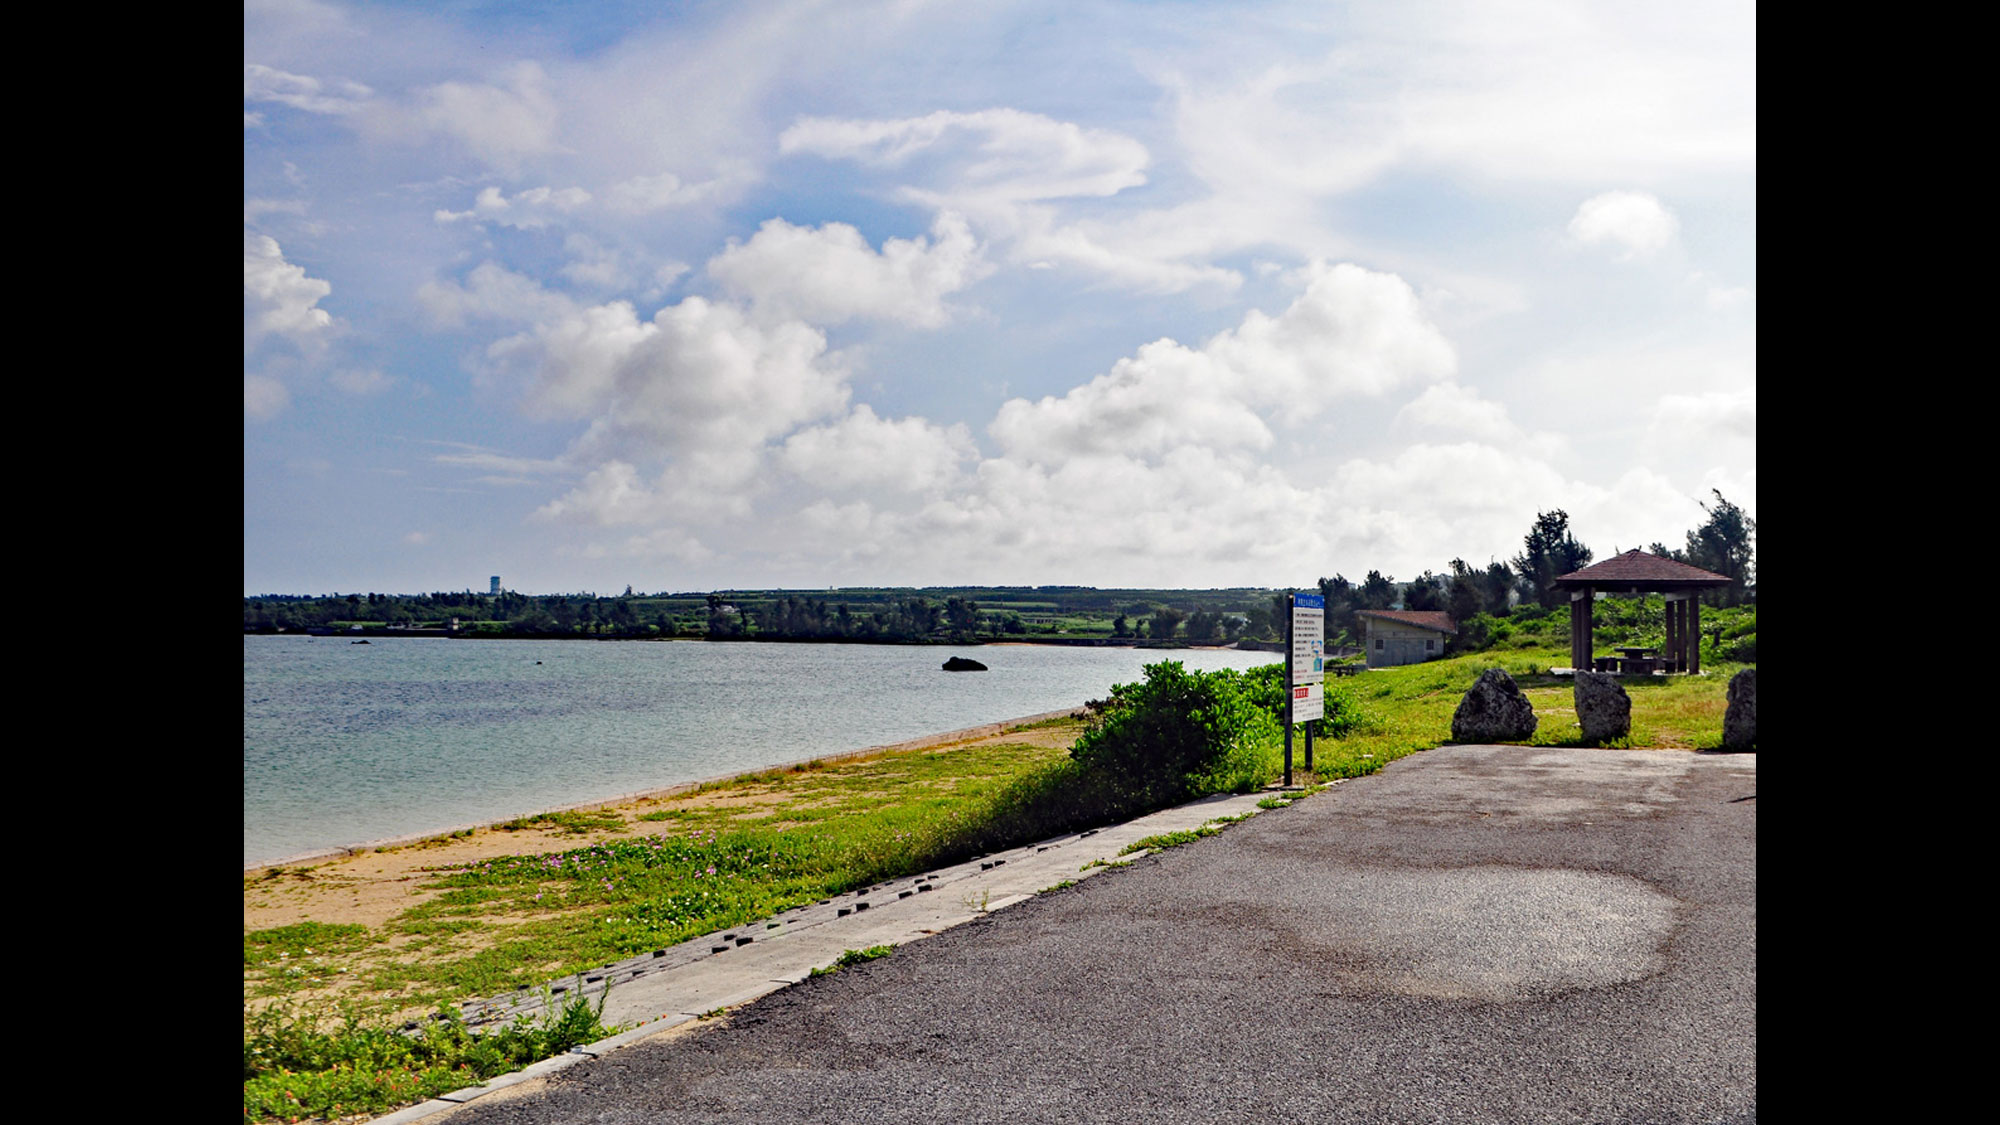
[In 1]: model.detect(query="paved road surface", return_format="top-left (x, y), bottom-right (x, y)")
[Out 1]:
top-left (434, 745), bottom-right (1756, 1124)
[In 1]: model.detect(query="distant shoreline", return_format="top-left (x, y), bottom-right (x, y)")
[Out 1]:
top-left (244, 629), bottom-right (1287, 653)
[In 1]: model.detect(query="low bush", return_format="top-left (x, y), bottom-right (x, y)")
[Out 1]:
top-left (1069, 661), bottom-right (1281, 814)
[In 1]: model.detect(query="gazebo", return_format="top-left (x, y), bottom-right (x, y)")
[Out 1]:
top-left (1553, 550), bottom-right (1731, 675)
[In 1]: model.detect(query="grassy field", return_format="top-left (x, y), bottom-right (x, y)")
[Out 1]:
top-left (243, 650), bottom-right (1746, 1121)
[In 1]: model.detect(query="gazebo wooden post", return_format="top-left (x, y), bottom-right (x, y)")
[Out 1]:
top-left (1687, 595), bottom-right (1701, 675)
top-left (1570, 588), bottom-right (1593, 671)
top-left (1664, 593), bottom-right (1681, 673)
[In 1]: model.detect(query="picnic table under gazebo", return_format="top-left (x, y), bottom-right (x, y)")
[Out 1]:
top-left (1553, 550), bottom-right (1732, 675)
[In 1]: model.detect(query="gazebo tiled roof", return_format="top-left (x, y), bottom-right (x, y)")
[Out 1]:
top-left (1554, 549), bottom-right (1729, 591)
top-left (1355, 609), bottom-right (1458, 634)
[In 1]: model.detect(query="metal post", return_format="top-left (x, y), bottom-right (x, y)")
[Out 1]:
top-left (1283, 591), bottom-right (1294, 788)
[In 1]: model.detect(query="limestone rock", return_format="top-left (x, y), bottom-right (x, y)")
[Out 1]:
top-left (942, 656), bottom-right (988, 672)
top-left (1723, 668), bottom-right (1756, 749)
top-left (1572, 670), bottom-right (1631, 745)
top-left (1452, 668), bottom-right (1538, 742)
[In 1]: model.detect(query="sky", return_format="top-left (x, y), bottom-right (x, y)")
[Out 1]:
top-left (244, 0), bottom-right (1755, 597)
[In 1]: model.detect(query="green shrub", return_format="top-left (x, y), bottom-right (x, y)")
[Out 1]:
top-left (1238, 663), bottom-right (1363, 740)
top-left (1069, 661), bottom-right (1281, 814)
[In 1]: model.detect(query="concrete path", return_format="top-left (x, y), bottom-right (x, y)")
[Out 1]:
top-left (380, 745), bottom-right (1757, 1124)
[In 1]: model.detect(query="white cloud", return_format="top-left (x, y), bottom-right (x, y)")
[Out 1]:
top-left (431, 447), bottom-right (568, 476)
top-left (434, 184), bottom-right (592, 229)
top-left (329, 368), bottom-right (393, 395)
top-left (534, 461), bottom-right (661, 526)
top-left (990, 262), bottom-right (1454, 465)
top-left (244, 231), bottom-right (334, 347)
top-left (243, 63), bottom-right (372, 115)
top-left (403, 530), bottom-right (429, 545)
top-left (491, 293), bottom-right (851, 522)
top-left (603, 164), bottom-right (755, 215)
top-left (1650, 386), bottom-right (1756, 441)
top-left (781, 109), bottom-right (1150, 202)
top-left (1394, 383), bottom-right (1567, 460)
top-left (362, 61), bottom-right (559, 170)
top-left (1705, 285), bottom-right (1754, 312)
top-left (244, 374), bottom-right (290, 419)
top-left (779, 405), bottom-right (977, 494)
top-left (781, 108), bottom-right (1224, 292)
top-left (418, 262), bottom-right (579, 328)
top-left (707, 212), bottom-right (991, 327)
top-left (1567, 191), bottom-right (1679, 260)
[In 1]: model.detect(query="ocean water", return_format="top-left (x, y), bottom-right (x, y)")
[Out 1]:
top-left (243, 636), bottom-right (1275, 867)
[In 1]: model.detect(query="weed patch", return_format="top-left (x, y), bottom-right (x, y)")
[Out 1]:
top-left (812, 945), bottom-right (896, 976)
top-left (1118, 825), bottom-right (1222, 856)
top-left (499, 810), bottom-right (625, 835)
top-left (243, 979), bottom-right (615, 1123)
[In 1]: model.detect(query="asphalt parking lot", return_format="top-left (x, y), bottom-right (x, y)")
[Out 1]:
top-left (429, 744), bottom-right (1757, 1125)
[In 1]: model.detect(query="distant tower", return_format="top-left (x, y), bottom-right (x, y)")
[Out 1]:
top-left (490, 576), bottom-right (501, 595)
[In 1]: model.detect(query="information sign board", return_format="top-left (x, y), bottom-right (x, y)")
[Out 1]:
top-left (1290, 593), bottom-right (1324, 685)
top-left (1291, 681), bottom-right (1323, 723)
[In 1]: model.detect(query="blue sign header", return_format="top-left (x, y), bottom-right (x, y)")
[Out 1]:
top-left (1293, 593), bottom-right (1324, 609)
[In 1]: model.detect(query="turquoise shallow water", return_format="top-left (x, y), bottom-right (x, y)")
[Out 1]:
top-left (243, 636), bottom-right (1273, 866)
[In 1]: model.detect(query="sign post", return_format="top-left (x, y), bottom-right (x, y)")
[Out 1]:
top-left (1288, 593), bottom-right (1324, 786)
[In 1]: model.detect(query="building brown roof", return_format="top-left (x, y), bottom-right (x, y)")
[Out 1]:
top-left (1554, 549), bottom-right (1730, 589)
top-left (1355, 609), bottom-right (1458, 634)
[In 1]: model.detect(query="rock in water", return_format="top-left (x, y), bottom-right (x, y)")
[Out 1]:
top-left (1451, 667), bottom-right (1538, 742)
top-left (1723, 668), bottom-right (1756, 749)
top-left (1572, 670), bottom-right (1631, 745)
top-left (942, 656), bottom-right (988, 672)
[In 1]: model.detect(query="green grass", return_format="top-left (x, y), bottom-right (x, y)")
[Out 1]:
top-left (246, 733), bottom-right (1088, 1020)
top-left (498, 809), bottom-right (625, 835)
top-left (242, 981), bottom-right (615, 1124)
top-left (1301, 646), bottom-right (1747, 781)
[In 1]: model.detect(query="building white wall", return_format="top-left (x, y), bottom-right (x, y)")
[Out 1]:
top-left (1364, 620), bottom-right (1447, 667)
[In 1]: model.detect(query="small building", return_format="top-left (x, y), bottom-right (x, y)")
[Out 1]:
top-left (1356, 610), bottom-right (1458, 668)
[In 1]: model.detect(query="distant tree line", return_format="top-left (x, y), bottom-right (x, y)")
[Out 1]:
top-left (243, 493), bottom-right (1751, 651)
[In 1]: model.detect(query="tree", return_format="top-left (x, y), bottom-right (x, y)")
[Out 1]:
top-left (1403, 571), bottom-right (1444, 612)
top-left (1185, 609), bottom-right (1221, 642)
top-left (1317, 575), bottom-right (1357, 645)
top-left (1359, 570), bottom-right (1397, 611)
top-left (1151, 607), bottom-right (1185, 642)
top-left (1683, 490), bottom-right (1756, 606)
top-left (945, 597), bottom-right (980, 637)
top-left (1446, 559), bottom-right (1485, 622)
top-left (1481, 561), bottom-right (1515, 615)
top-left (1513, 510), bottom-right (1593, 609)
